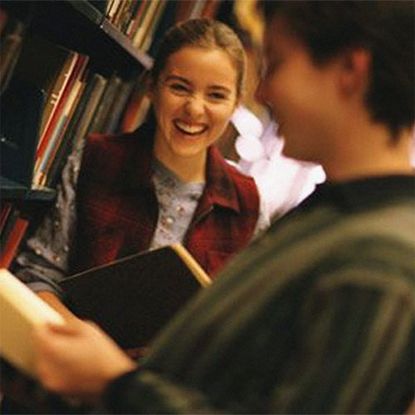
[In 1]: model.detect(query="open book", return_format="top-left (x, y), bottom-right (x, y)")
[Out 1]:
top-left (0, 268), bottom-right (64, 377)
top-left (61, 243), bottom-right (211, 349)
top-left (0, 244), bottom-right (209, 377)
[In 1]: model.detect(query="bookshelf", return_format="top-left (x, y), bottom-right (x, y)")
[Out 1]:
top-left (8, 1), bottom-right (153, 75)
top-left (0, 0), bottom-right (152, 203)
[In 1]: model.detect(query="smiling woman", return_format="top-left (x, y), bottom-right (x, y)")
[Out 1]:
top-left (12, 18), bottom-right (269, 324)
top-left (151, 46), bottom-right (239, 182)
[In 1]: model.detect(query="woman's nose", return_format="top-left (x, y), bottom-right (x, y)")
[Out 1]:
top-left (184, 95), bottom-right (205, 118)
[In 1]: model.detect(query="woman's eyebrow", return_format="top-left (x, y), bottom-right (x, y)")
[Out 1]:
top-left (208, 85), bottom-right (232, 94)
top-left (164, 75), bottom-right (191, 85)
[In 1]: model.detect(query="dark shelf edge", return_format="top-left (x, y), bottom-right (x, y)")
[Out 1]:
top-left (1, 0), bottom-right (153, 72)
top-left (1, 186), bottom-right (56, 201)
top-left (67, 0), bottom-right (154, 70)
top-left (66, 0), bottom-right (103, 25)
top-left (24, 186), bottom-right (56, 201)
top-left (100, 19), bottom-right (154, 70)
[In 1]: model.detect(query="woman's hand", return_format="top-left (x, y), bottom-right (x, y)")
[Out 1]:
top-left (33, 319), bottom-right (137, 403)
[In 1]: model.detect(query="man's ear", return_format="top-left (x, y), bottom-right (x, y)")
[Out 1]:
top-left (338, 48), bottom-right (371, 96)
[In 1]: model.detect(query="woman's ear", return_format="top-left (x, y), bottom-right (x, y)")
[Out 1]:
top-left (338, 48), bottom-right (371, 96)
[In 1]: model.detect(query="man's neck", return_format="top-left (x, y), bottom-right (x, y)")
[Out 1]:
top-left (323, 123), bottom-right (413, 182)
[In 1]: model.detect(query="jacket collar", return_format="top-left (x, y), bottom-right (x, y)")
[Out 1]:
top-left (126, 122), bottom-right (156, 190)
top-left (300, 174), bottom-right (415, 213)
top-left (202, 145), bottom-right (240, 213)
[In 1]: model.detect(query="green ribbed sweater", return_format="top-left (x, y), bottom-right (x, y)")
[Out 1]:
top-left (104, 175), bottom-right (415, 414)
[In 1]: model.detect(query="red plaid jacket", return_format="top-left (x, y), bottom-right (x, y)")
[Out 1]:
top-left (72, 123), bottom-right (260, 278)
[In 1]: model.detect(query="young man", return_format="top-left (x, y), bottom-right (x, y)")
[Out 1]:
top-left (33, 2), bottom-right (414, 413)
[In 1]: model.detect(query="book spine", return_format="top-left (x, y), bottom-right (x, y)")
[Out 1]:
top-left (120, 73), bottom-right (151, 132)
top-left (0, 202), bottom-right (12, 234)
top-left (88, 73), bottom-right (122, 134)
top-left (71, 73), bottom-right (108, 149)
top-left (201, 0), bottom-right (221, 18)
top-left (36, 51), bottom-right (79, 154)
top-left (125, 0), bottom-right (144, 38)
top-left (34, 78), bottom-right (85, 187)
top-left (0, 215), bottom-right (28, 269)
top-left (132, 0), bottom-right (156, 48)
top-left (138, 0), bottom-right (167, 53)
top-left (34, 53), bottom-right (89, 176)
top-left (102, 78), bottom-right (135, 134)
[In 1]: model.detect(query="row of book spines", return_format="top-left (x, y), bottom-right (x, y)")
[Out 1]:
top-left (0, 86), bottom-right (162, 271)
top-left (0, 81), bottom-right (149, 267)
top-left (105, 0), bottom-right (221, 52)
top-left (104, 0), bottom-right (165, 53)
top-left (8, 30), bottom-right (136, 188)
top-left (35, 53), bottom-right (90, 173)
top-left (33, 66), bottom-right (150, 189)
top-left (0, 203), bottom-right (28, 269)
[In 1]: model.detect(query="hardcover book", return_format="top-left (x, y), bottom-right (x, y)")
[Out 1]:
top-left (61, 243), bottom-right (211, 349)
top-left (0, 244), bottom-right (209, 377)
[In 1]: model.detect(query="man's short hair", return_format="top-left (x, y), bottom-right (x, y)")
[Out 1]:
top-left (258, 1), bottom-right (414, 137)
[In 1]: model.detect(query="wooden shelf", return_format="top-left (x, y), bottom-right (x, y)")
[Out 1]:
top-left (67, 0), bottom-right (102, 25)
top-left (100, 19), bottom-right (153, 70)
top-left (1, 180), bottom-right (56, 202)
top-left (2, 0), bottom-right (153, 75)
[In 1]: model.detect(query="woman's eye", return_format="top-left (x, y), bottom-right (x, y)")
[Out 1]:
top-left (208, 92), bottom-right (226, 100)
top-left (169, 83), bottom-right (189, 94)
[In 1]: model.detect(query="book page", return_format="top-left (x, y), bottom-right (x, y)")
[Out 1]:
top-left (0, 269), bottom-right (64, 377)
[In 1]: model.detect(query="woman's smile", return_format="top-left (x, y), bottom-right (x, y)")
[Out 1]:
top-left (173, 119), bottom-right (209, 137)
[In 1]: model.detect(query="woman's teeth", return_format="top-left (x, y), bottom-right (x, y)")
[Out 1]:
top-left (174, 120), bottom-right (207, 135)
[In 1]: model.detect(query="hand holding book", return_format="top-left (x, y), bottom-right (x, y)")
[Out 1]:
top-left (33, 319), bottom-right (136, 403)
top-left (0, 243), bottom-right (210, 377)
top-left (0, 269), bottom-right (134, 410)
